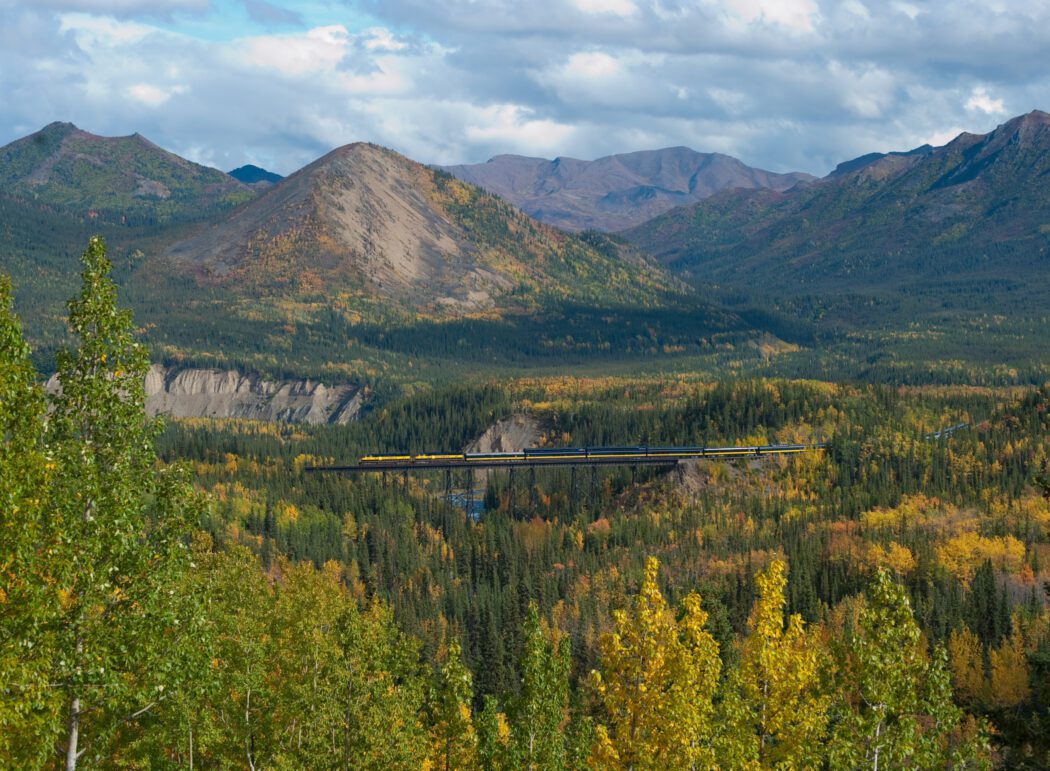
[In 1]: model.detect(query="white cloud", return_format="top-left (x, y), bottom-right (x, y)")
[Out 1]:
top-left (922, 126), bottom-right (966, 146)
top-left (828, 61), bottom-right (898, 119)
top-left (572, 0), bottom-right (638, 17)
top-left (234, 25), bottom-right (351, 77)
top-left (965, 86), bottom-right (1006, 114)
top-left (128, 82), bottom-right (187, 106)
top-left (59, 12), bottom-right (157, 45)
top-left (4, 0), bottom-right (1050, 178)
top-left (361, 27), bottom-right (408, 52)
top-left (565, 51), bottom-right (622, 79)
top-left (36, 0), bottom-right (209, 14)
top-left (464, 104), bottom-right (576, 153)
top-left (720, 0), bottom-right (820, 32)
top-left (891, 2), bottom-right (920, 20)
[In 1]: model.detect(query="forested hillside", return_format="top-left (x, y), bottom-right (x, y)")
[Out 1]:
top-left (0, 122), bottom-right (254, 226)
top-left (4, 238), bottom-right (1049, 766)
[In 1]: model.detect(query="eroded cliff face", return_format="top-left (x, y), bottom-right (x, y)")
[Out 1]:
top-left (464, 414), bottom-right (543, 454)
top-left (48, 364), bottom-right (365, 424)
top-left (143, 365), bottom-right (364, 423)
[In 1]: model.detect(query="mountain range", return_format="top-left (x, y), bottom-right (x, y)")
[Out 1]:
top-left (228, 164), bottom-right (283, 186)
top-left (622, 110), bottom-right (1050, 304)
top-left (441, 147), bottom-right (814, 231)
top-left (1, 111), bottom-right (1049, 384)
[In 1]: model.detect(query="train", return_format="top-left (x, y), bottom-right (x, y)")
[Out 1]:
top-left (359, 443), bottom-right (818, 465)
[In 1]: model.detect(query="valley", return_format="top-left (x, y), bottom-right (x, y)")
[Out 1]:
top-left (3, 111), bottom-right (1050, 767)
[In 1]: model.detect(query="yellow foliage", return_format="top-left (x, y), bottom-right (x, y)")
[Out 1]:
top-left (739, 558), bottom-right (829, 768)
top-left (948, 627), bottom-right (985, 705)
top-left (936, 532), bottom-right (1026, 582)
top-left (866, 542), bottom-right (916, 575)
top-left (988, 629), bottom-right (1030, 709)
top-left (590, 556), bottom-right (721, 769)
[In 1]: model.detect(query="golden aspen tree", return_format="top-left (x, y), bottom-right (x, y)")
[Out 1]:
top-left (988, 628), bottom-right (1031, 709)
top-left (589, 556), bottom-right (721, 770)
top-left (948, 627), bottom-right (986, 706)
top-left (737, 558), bottom-right (828, 769)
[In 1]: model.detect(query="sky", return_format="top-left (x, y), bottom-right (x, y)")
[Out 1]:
top-left (2, 0), bottom-right (1048, 176)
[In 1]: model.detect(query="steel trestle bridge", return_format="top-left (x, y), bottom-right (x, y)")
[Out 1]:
top-left (305, 442), bottom-right (826, 474)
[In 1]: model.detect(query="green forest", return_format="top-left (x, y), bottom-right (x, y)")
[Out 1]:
top-left (2, 240), bottom-right (1050, 768)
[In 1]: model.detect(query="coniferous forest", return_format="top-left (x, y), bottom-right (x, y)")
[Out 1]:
top-left (4, 239), bottom-right (1050, 768)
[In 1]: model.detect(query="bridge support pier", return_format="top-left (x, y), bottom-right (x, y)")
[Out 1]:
top-left (570, 465), bottom-right (578, 514)
top-left (529, 466), bottom-right (538, 509)
top-left (590, 466), bottom-right (599, 515)
top-left (465, 468), bottom-right (474, 519)
top-left (508, 468), bottom-right (516, 516)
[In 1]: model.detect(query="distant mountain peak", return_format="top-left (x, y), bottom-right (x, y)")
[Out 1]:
top-left (0, 122), bottom-right (254, 225)
top-left (228, 164), bottom-right (283, 185)
top-left (622, 109), bottom-right (1050, 309)
top-left (165, 141), bottom-right (672, 315)
top-left (440, 147), bottom-right (814, 231)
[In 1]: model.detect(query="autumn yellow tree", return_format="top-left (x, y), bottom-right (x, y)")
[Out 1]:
top-left (948, 627), bottom-right (986, 706)
top-left (988, 628), bottom-right (1031, 709)
top-left (589, 556), bottom-right (721, 770)
top-left (736, 558), bottom-right (828, 768)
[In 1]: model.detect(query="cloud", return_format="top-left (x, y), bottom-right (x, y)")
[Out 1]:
top-left (2, 0), bottom-right (1050, 178)
top-left (572, 0), bottom-right (637, 17)
top-left (965, 86), bottom-right (1006, 115)
top-left (720, 0), bottom-right (820, 33)
top-left (463, 104), bottom-right (576, 153)
top-left (128, 82), bottom-right (187, 106)
top-left (233, 25), bottom-right (352, 77)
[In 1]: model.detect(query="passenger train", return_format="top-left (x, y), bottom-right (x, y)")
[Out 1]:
top-left (359, 443), bottom-right (819, 465)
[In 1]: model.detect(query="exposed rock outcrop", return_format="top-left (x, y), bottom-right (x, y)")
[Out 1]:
top-left (47, 364), bottom-right (365, 424)
top-left (464, 414), bottom-right (543, 454)
top-left (144, 365), bottom-right (363, 423)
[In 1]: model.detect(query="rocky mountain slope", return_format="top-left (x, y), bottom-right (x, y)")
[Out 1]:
top-left (0, 122), bottom-right (254, 225)
top-left (162, 142), bottom-right (674, 315)
top-left (622, 111), bottom-right (1050, 304)
top-left (441, 147), bottom-right (813, 231)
